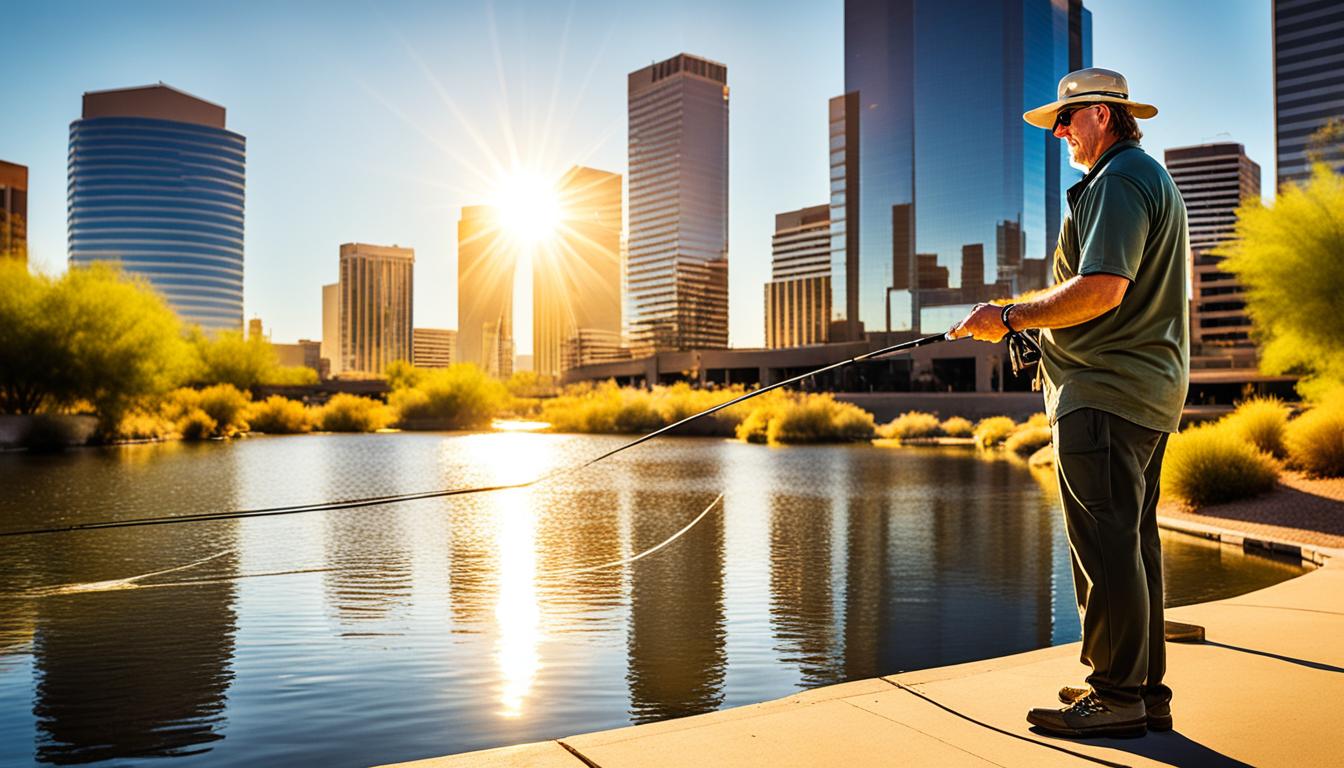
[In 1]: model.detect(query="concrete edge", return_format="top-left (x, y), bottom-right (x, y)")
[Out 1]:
top-left (1156, 514), bottom-right (1343, 567)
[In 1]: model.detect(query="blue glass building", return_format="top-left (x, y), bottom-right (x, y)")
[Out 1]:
top-left (836, 0), bottom-right (1090, 335)
top-left (69, 84), bottom-right (245, 331)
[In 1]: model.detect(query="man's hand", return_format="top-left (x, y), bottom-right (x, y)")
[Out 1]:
top-left (949, 303), bottom-right (1009, 343)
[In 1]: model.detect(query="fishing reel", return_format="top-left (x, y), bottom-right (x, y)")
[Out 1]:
top-left (1000, 303), bottom-right (1041, 378)
top-left (1007, 328), bottom-right (1041, 377)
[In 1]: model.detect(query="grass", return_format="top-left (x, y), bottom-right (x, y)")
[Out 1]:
top-left (876, 411), bottom-right (942, 441)
top-left (939, 416), bottom-right (974, 438)
top-left (317, 394), bottom-right (393, 432)
top-left (973, 416), bottom-right (1017, 450)
top-left (390, 364), bottom-right (508, 430)
top-left (739, 392), bottom-right (875, 445)
top-left (1222, 396), bottom-right (1291, 458)
top-left (246, 395), bottom-right (313, 434)
top-left (1004, 425), bottom-right (1052, 456)
top-left (1285, 395), bottom-right (1344, 477)
top-left (1161, 421), bottom-right (1280, 507)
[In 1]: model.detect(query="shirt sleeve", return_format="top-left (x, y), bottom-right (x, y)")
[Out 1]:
top-left (1077, 175), bottom-right (1148, 281)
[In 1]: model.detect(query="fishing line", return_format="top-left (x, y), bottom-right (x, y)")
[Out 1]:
top-left (544, 493), bottom-right (724, 577)
top-left (2, 333), bottom-right (956, 538)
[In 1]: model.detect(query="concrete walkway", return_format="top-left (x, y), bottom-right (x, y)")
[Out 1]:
top-left (384, 533), bottom-right (1343, 768)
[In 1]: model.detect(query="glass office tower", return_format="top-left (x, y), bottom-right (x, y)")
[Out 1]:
top-left (68, 84), bottom-right (245, 331)
top-left (626, 53), bottom-right (730, 353)
top-left (1274, 0), bottom-right (1344, 188)
top-left (840, 0), bottom-right (1089, 334)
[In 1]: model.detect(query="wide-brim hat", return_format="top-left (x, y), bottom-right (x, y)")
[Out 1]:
top-left (1023, 67), bottom-right (1157, 129)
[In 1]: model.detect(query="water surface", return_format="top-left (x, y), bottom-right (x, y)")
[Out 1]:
top-left (0, 433), bottom-right (1307, 766)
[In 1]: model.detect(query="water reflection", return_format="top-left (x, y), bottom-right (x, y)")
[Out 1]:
top-left (0, 435), bottom-right (1312, 767)
top-left (626, 491), bottom-right (727, 724)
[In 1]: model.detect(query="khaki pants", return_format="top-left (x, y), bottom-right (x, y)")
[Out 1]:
top-left (1053, 407), bottom-right (1172, 708)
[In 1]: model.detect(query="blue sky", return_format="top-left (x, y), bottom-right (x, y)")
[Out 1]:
top-left (3, 0), bottom-right (1272, 350)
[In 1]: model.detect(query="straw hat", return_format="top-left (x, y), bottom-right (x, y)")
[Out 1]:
top-left (1023, 67), bottom-right (1157, 129)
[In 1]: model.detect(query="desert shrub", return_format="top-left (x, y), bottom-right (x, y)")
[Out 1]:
top-left (763, 394), bottom-right (875, 445)
top-left (113, 410), bottom-right (174, 441)
top-left (1284, 397), bottom-right (1344, 477)
top-left (178, 409), bottom-right (218, 441)
top-left (974, 416), bottom-right (1017, 450)
top-left (390, 364), bottom-right (508, 430)
top-left (246, 396), bottom-right (313, 434)
top-left (317, 394), bottom-right (392, 432)
top-left (1222, 396), bottom-right (1291, 458)
top-left (733, 390), bottom-right (791, 444)
top-left (940, 416), bottom-right (974, 438)
top-left (542, 382), bottom-right (742, 436)
top-left (196, 384), bottom-right (251, 436)
top-left (1161, 422), bottom-right (1279, 507)
top-left (1024, 412), bottom-right (1050, 428)
top-left (1004, 425), bottom-right (1052, 456)
top-left (877, 411), bottom-right (942, 441)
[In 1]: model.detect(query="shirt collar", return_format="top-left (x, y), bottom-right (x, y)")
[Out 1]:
top-left (1068, 139), bottom-right (1140, 207)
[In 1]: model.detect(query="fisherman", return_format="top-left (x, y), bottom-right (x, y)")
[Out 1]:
top-left (949, 67), bottom-right (1189, 738)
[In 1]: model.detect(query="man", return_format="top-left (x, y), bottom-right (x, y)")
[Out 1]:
top-left (949, 68), bottom-right (1189, 738)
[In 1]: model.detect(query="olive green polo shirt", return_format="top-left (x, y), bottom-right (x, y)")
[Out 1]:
top-left (1040, 139), bottom-right (1190, 433)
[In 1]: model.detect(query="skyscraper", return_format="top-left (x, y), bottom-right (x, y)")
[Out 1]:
top-left (457, 205), bottom-right (515, 378)
top-left (765, 204), bottom-right (831, 349)
top-left (1274, 0), bottom-right (1344, 188)
top-left (321, 282), bottom-right (341, 376)
top-left (626, 53), bottom-right (729, 353)
top-left (828, 93), bottom-right (862, 342)
top-left (0, 160), bottom-right (27, 264)
top-left (338, 243), bottom-right (413, 376)
top-left (412, 328), bottom-right (457, 368)
top-left (533, 166), bottom-right (622, 378)
top-left (68, 84), bottom-right (245, 331)
top-left (1165, 143), bottom-right (1261, 348)
top-left (840, 0), bottom-right (1090, 334)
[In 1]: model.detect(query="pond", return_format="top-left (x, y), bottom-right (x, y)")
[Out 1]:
top-left (0, 433), bottom-right (1309, 766)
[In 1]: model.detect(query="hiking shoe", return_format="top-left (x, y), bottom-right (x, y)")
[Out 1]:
top-left (1027, 692), bottom-right (1148, 738)
top-left (1058, 686), bottom-right (1172, 731)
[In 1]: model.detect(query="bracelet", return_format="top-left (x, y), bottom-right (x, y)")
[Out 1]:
top-left (1001, 303), bottom-right (1018, 333)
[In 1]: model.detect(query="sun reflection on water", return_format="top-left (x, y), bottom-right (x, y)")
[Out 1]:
top-left (493, 489), bottom-right (541, 718)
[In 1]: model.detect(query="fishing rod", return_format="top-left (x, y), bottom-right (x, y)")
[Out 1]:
top-left (3, 332), bottom-right (960, 538)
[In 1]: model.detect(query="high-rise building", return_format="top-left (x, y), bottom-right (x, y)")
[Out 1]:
top-left (68, 84), bottom-right (245, 331)
top-left (457, 204), bottom-right (515, 377)
top-left (1165, 143), bottom-right (1261, 348)
top-left (321, 282), bottom-right (341, 376)
top-left (626, 53), bottom-right (730, 353)
top-left (533, 166), bottom-right (623, 378)
top-left (338, 243), bottom-right (413, 376)
top-left (765, 204), bottom-right (831, 349)
top-left (828, 94), bottom-right (862, 342)
top-left (0, 160), bottom-right (27, 264)
top-left (247, 317), bottom-right (264, 341)
top-left (840, 0), bottom-right (1090, 334)
top-left (1274, 0), bottom-right (1344, 188)
top-left (412, 328), bottom-right (457, 368)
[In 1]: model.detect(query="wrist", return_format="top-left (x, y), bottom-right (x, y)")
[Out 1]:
top-left (1001, 303), bottom-right (1018, 333)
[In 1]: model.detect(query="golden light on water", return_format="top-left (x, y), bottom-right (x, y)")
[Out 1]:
top-left (493, 489), bottom-right (540, 718)
top-left (492, 419), bottom-right (551, 432)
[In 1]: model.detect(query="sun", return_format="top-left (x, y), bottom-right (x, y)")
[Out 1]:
top-left (493, 170), bottom-right (562, 247)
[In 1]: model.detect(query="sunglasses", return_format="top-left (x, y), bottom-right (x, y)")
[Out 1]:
top-left (1053, 104), bottom-right (1100, 130)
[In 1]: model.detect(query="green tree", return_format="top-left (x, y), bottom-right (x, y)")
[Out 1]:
top-left (1218, 164), bottom-right (1344, 400)
top-left (0, 262), bottom-right (190, 423)
top-left (188, 329), bottom-right (279, 390)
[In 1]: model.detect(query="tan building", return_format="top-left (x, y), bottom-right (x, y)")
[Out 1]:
top-left (412, 328), bottom-right (457, 368)
top-left (0, 160), bottom-right (27, 264)
top-left (321, 282), bottom-right (341, 376)
top-left (274, 339), bottom-right (321, 374)
top-left (765, 205), bottom-right (831, 349)
top-left (457, 205), bottom-right (515, 378)
top-left (338, 242), bottom-right (414, 376)
top-left (534, 166), bottom-right (623, 378)
top-left (562, 328), bottom-right (631, 372)
top-left (1165, 143), bottom-right (1260, 349)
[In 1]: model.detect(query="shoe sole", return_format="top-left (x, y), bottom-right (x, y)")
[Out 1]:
top-left (1026, 713), bottom-right (1149, 738)
top-left (1057, 693), bottom-right (1173, 731)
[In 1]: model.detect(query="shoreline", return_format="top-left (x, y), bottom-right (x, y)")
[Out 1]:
top-left (383, 480), bottom-right (1344, 768)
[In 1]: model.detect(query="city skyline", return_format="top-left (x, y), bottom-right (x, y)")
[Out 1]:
top-left (4, 0), bottom-right (1275, 350)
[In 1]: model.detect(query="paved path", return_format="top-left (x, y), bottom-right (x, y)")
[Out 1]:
top-left (383, 538), bottom-right (1344, 767)
top-left (1159, 473), bottom-right (1344, 551)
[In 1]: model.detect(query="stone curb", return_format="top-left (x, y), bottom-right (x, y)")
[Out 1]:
top-left (1156, 514), bottom-right (1341, 567)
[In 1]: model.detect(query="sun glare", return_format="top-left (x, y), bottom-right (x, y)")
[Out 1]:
top-left (493, 171), bottom-right (562, 247)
